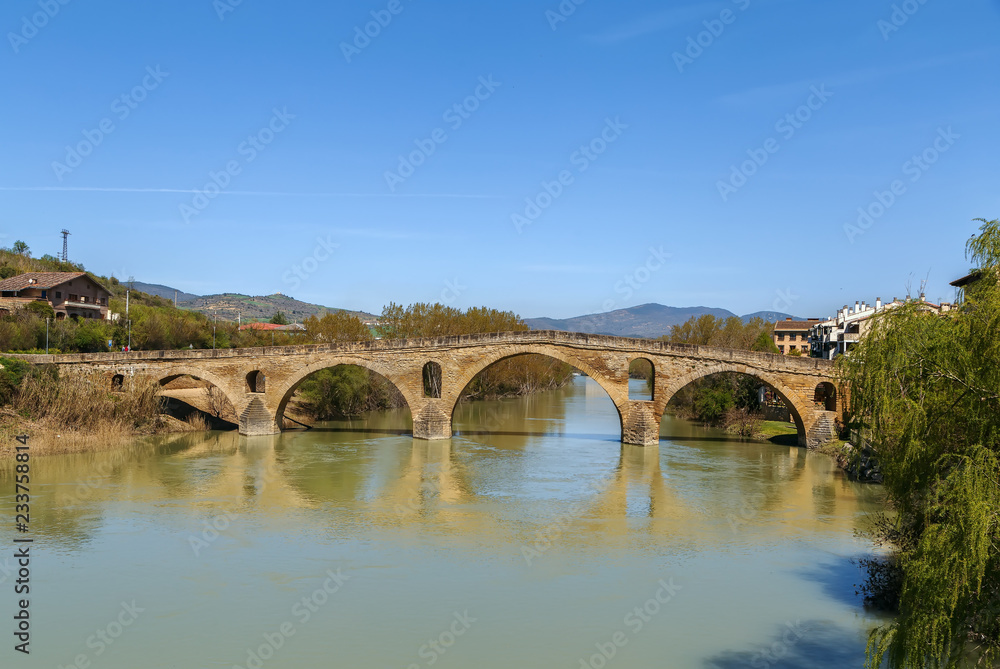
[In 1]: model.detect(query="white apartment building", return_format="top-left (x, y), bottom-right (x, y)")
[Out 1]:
top-left (809, 296), bottom-right (956, 360)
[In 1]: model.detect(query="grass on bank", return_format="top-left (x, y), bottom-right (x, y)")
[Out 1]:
top-left (0, 359), bottom-right (166, 459)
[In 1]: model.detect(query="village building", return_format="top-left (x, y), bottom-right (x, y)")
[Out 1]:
top-left (809, 297), bottom-right (955, 360)
top-left (0, 272), bottom-right (113, 320)
top-left (771, 318), bottom-right (820, 355)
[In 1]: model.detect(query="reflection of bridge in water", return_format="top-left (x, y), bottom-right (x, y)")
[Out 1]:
top-left (32, 430), bottom-right (858, 557)
top-left (16, 330), bottom-right (841, 447)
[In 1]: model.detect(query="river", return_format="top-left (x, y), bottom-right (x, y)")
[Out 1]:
top-left (2, 376), bottom-right (887, 668)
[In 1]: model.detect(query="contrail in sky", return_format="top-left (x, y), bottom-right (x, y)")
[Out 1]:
top-left (0, 186), bottom-right (500, 198)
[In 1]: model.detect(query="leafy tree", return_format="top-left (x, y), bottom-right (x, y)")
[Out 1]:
top-left (664, 314), bottom-right (783, 422)
top-left (0, 266), bottom-right (15, 279)
top-left (842, 218), bottom-right (1000, 668)
top-left (269, 311), bottom-right (289, 325)
top-left (299, 365), bottom-right (402, 418)
top-left (72, 320), bottom-right (111, 353)
top-left (303, 311), bottom-right (372, 343)
top-left (24, 301), bottom-right (55, 320)
top-left (10, 240), bottom-right (29, 256)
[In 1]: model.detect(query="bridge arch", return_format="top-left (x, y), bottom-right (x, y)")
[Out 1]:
top-left (274, 356), bottom-right (420, 430)
top-left (154, 366), bottom-right (245, 428)
top-left (154, 366), bottom-right (244, 409)
top-left (444, 345), bottom-right (627, 437)
top-left (659, 363), bottom-right (808, 443)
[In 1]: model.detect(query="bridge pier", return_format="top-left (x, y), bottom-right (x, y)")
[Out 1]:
top-left (239, 397), bottom-right (280, 436)
top-left (803, 410), bottom-right (839, 448)
top-left (620, 401), bottom-right (662, 447)
top-left (412, 402), bottom-right (452, 440)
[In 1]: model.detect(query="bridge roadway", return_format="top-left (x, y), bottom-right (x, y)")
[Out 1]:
top-left (14, 330), bottom-right (842, 447)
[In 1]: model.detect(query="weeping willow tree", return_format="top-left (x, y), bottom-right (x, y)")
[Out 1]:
top-left (840, 219), bottom-right (1000, 669)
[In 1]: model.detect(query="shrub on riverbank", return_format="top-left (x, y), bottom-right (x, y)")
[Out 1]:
top-left (15, 369), bottom-right (163, 434)
top-left (298, 366), bottom-right (405, 419)
top-left (0, 368), bottom-right (166, 458)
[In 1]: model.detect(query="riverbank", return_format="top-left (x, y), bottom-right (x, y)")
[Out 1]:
top-left (0, 407), bottom-right (174, 459)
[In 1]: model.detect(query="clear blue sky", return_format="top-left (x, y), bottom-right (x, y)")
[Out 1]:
top-left (1, 0), bottom-right (998, 319)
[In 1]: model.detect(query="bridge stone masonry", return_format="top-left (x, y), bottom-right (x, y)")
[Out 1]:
top-left (15, 331), bottom-right (844, 448)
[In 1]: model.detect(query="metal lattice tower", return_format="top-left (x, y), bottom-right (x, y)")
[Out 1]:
top-left (60, 229), bottom-right (70, 262)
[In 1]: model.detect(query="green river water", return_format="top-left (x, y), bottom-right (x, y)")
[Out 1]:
top-left (2, 377), bottom-right (887, 668)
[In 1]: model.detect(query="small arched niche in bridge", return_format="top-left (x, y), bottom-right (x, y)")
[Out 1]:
top-left (111, 374), bottom-right (125, 391)
top-left (423, 362), bottom-right (442, 399)
top-left (246, 371), bottom-right (266, 394)
top-left (628, 358), bottom-right (655, 401)
top-left (814, 382), bottom-right (837, 412)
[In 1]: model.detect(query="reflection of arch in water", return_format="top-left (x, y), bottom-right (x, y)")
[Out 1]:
top-left (379, 440), bottom-right (472, 519)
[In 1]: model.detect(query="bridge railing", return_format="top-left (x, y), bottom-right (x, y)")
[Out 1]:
top-left (3, 329), bottom-right (835, 372)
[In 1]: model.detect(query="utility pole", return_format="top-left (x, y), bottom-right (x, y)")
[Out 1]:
top-left (213, 314), bottom-right (217, 350)
top-left (45, 317), bottom-right (49, 354)
top-left (126, 276), bottom-right (133, 351)
top-left (60, 229), bottom-right (70, 263)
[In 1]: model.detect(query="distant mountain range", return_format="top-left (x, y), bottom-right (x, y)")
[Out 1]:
top-left (525, 303), bottom-right (802, 339)
top-left (131, 282), bottom-right (200, 303)
top-left (129, 282), bottom-right (798, 335)
top-left (129, 282), bottom-right (376, 323)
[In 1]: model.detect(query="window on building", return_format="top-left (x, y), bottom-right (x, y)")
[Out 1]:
top-left (778, 345), bottom-right (785, 353)
top-left (41, 290), bottom-right (47, 299)
top-left (69, 294), bottom-right (78, 302)
top-left (55, 292), bottom-right (61, 299)
top-left (777, 334), bottom-right (785, 341)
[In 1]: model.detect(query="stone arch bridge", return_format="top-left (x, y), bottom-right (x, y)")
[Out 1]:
top-left (18, 331), bottom-right (843, 448)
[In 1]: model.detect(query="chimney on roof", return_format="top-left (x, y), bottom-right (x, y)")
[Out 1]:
top-left (786, 317), bottom-right (792, 321)
top-left (876, 297), bottom-right (882, 310)
top-left (855, 301), bottom-right (860, 313)
top-left (920, 293), bottom-right (925, 302)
